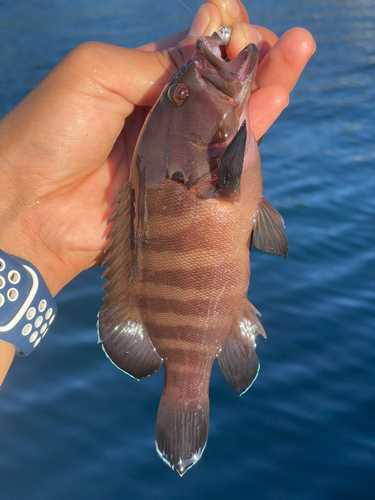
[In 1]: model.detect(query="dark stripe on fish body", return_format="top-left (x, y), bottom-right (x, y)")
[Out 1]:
top-left (143, 322), bottom-right (229, 346)
top-left (136, 294), bottom-right (236, 318)
top-left (140, 266), bottom-right (246, 291)
top-left (137, 249), bottom-right (218, 272)
top-left (143, 230), bottom-right (221, 254)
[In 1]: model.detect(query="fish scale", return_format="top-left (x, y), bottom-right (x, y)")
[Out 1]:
top-left (98, 29), bottom-right (288, 476)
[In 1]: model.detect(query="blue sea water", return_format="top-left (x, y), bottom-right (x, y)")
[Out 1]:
top-left (0, 0), bottom-right (374, 498)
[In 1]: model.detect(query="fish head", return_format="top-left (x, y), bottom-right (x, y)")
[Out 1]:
top-left (164, 33), bottom-right (258, 185)
top-left (136, 33), bottom-right (259, 193)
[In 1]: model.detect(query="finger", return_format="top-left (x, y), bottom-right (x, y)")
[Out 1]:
top-left (138, 28), bottom-right (189, 52)
top-left (255, 27), bottom-right (316, 93)
top-left (226, 21), bottom-right (278, 61)
top-left (247, 24), bottom-right (279, 62)
top-left (227, 22), bottom-right (278, 60)
top-left (142, 2), bottom-right (224, 93)
top-left (0, 42), bottom-right (158, 194)
top-left (153, 0), bottom-right (249, 70)
top-left (207, 0), bottom-right (249, 25)
top-left (166, 2), bottom-right (223, 67)
top-left (140, 0), bottom-right (249, 54)
top-left (227, 22), bottom-right (277, 60)
top-left (249, 84), bottom-right (289, 140)
top-left (226, 22), bottom-right (261, 60)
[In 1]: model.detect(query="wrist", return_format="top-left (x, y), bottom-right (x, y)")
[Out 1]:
top-left (0, 205), bottom-right (59, 296)
top-left (0, 340), bottom-right (15, 386)
top-left (0, 172), bottom-right (71, 296)
top-left (0, 249), bottom-right (58, 356)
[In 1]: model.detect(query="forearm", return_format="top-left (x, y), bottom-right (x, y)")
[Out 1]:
top-left (0, 143), bottom-right (68, 385)
top-left (0, 186), bottom-right (60, 386)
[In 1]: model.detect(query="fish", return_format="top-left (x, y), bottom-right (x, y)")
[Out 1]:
top-left (98, 28), bottom-right (288, 476)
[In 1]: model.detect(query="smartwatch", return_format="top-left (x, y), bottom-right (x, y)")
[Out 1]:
top-left (0, 250), bottom-right (57, 356)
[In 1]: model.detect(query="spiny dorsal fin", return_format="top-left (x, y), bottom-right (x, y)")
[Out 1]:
top-left (252, 196), bottom-right (289, 258)
top-left (217, 300), bottom-right (265, 396)
top-left (98, 182), bottom-right (162, 380)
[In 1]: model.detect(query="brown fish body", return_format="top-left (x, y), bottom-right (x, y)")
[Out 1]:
top-left (135, 155), bottom-right (259, 389)
top-left (99, 32), bottom-right (288, 475)
top-left (133, 130), bottom-right (262, 361)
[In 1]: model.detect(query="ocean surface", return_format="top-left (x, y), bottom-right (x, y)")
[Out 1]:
top-left (0, 0), bottom-right (374, 498)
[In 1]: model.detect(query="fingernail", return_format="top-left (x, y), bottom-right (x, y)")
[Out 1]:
top-left (189, 6), bottom-right (210, 37)
top-left (237, 23), bottom-right (262, 48)
top-left (248, 26), bottom-right (262, 44)
top-left (226, 0), bottom-right (240, 19)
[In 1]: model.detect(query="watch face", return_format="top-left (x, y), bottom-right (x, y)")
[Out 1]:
top-left (0, 256), bottom-right (33, 327)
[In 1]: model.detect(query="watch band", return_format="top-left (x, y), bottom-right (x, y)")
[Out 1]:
top-left (0, 250), bottom-right (57, 356)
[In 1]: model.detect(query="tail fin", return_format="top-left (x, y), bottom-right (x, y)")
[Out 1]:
top-left (155, 394), bottom-right (209, 476)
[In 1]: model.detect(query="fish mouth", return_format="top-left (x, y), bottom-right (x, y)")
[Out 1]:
top-left (195, 31), bottom-right (258, 106)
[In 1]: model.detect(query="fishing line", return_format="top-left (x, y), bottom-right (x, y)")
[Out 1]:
top-left (178, 0), bottom-right (195, 17)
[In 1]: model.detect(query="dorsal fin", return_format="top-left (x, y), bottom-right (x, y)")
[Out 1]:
top-left (252, 196), bottom-right (289, 258)
top-left (98, 182), bottom-right (162, 380)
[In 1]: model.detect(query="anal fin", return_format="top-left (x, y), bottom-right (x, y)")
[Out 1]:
top-left (98, 182), bottom-right (162, 380)
top-left (218, 300), bottom-right (265, 396)
top-left (252, 196), bottom-right (289, 258)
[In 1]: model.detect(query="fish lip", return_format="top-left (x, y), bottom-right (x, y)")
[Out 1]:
top-left (195, 34), bottom-right (258, 102)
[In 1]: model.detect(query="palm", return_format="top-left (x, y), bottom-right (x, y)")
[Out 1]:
top-left (33, 104), bottom-right (151, 277)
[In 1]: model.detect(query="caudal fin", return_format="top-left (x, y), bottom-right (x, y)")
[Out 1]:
top-left (155, 394), bottom-right (209, 476)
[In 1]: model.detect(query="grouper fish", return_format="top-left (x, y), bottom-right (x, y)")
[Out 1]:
top-left (98, 28), bottom-right (288, 476)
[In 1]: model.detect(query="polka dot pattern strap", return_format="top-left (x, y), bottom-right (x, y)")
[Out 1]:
top-left (0, 250), bottom-right (57, 356)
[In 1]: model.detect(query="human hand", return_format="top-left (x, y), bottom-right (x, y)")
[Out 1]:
top-left (0, 0), bottom-right (314, 380)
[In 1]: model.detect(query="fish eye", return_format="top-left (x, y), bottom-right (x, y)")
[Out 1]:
top-left (171, 171), bottom-right (185, 183)
top-left (167, 83), bottom-right (190, 106)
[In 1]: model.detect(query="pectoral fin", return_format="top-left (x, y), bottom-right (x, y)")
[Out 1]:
top-left (217, 121), bottom-right (247, 201)
top-left (252, 196), bottom-right (289, 258)
top-left (98, 182), bottom-right (162, 380)
top-left (218, 300), bottom-right (266, 396)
